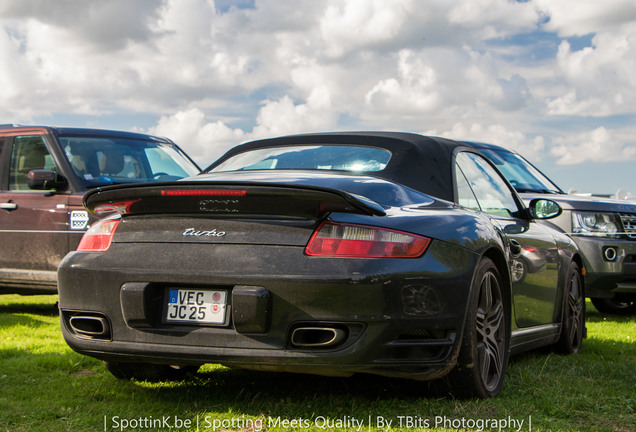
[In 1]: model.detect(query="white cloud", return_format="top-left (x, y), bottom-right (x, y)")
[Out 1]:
top-left (251, 87), bottom-right (339, 138)
top-left (0, 0), bottom-right (552, 123)
top-left (148, 87), bottom-right (339, 165)
top-left (148, 108), bottom-right (245, 166)
top-left (319, 0), bottom-right (415, 57)
top-left (544, 28), bottom-right (636, 116)
top-left (0, 0), bottom-right (634, 193)
top-left (535, 0), bottom-right (636, 36)
top-left (0, 0), bottom-right (162, 51)
top-left (365, 50), bottom-right (442, 114)
top-left (448, 0), bottom-right (537, 37)
top-left (528, 1), bottom-right (636, 118)
top-left (426, 123), bottom-right (547, 163)
top-left (0, 24), bottom-right (32, 107)
top-left (550, 127), bottom-right (636, 165)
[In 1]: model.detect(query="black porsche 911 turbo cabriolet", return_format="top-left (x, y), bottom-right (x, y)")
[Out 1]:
top-left (58, 132), bottom-right (585, 398)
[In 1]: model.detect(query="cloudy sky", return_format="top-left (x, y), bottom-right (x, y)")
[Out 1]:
top-left (1, 0), bottom-right (635, 195)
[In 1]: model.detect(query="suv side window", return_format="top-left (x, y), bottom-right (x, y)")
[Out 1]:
top-left (456, 152), bottom-right (520, 217)
top-left (9, 135), bottom-right (56, 191)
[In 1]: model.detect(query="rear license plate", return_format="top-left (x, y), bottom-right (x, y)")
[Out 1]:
top-left (165, 288), bottom-right (227, 325)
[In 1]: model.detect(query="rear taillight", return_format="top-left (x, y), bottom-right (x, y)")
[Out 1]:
top-left (305, 222), bottom-right (430, 258)
top-left (76, 218), bottom-right (121, 252)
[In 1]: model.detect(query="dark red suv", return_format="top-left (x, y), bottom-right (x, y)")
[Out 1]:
top-left (0, 125), bottom-right (200, 294)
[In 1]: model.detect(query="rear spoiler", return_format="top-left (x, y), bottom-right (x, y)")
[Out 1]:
top-left (83, 182), bottom-right (386, 218)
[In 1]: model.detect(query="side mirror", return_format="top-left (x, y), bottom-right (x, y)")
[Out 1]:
top-left (27, 170), bottom-right (67, 191)
top-left (528, 198), bottom-right (562, 220)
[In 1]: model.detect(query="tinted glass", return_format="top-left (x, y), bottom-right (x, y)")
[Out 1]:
top-left (479, 148), bottom-right (561, 194)
top-left (59, 136), bottom-right (199, 186)
top-left (210, 145), bottom-right (391, 173)
top-left (455, 167), bottom-right (480, 211)
top-left (9, 135), bottom-right (57, 191)
top-left (456, 152), bottom-right (520, 217)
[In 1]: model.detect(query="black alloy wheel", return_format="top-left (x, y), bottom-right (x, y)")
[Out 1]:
top-left (556, 262), bottom-right (585, 354)
top-left (591, 296), bottom-right (636, 316)
top-left (449, 257), bottom-right (510, 398)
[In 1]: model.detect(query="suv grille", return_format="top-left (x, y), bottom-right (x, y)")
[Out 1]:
top-left (620, 213), bottom-right (636, 239)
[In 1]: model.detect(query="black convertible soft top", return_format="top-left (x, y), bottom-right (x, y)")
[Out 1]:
top-left (206, 132), bottom-right (464, 202)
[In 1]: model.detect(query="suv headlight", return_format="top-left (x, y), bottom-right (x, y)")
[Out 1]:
top-left (572, 211), bottom-right (622, 237)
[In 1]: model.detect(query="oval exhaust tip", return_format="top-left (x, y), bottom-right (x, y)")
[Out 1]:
top-left (291, 327), bottom-right (346, 348)
top-left (69, 316), bottom-right (110, 337)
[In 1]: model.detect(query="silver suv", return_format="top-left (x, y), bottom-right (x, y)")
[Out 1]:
top-left (466, 141), bottom-right (636, 315)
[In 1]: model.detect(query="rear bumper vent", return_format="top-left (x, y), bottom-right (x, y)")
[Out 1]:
top-left (374, 330), bottom-right (456, 363)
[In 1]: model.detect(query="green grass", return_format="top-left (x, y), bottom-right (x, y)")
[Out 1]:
top-left (0, 295), bottom-right (634, 432)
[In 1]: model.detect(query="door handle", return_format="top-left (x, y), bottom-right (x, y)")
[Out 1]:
top-left (1, 202), bottom-right (18, 211)
top-left (509, 239), bottom-right (522, 257)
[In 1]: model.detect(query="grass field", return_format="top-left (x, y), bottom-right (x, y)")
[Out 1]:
top-left (0, 294), bottom-right (634, 432)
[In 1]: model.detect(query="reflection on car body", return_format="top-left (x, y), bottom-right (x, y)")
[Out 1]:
top-left (511, 245), bottom-right (548, 284)
top-left (465, 141), bottom-right (636, 315)
top-left (58, 132), bottom-right (585, 398)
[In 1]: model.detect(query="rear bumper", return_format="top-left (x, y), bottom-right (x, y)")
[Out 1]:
top-left (60, 321), bottom-right (459, 380)
top-left (58, 241), bottom-right (478, 380)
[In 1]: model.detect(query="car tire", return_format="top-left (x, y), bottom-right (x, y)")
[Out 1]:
top-left (591, 297), bottom-right (636, 316)
top-left (103, 361), bottom-right (199, 382)
top-left (556, 262), bottom-right (585, 354)
top-left (449, 257), bottom-right (510, 398)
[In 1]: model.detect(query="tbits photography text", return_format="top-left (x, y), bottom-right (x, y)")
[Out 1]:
top-left (105, 413), bottom-right (533, 431)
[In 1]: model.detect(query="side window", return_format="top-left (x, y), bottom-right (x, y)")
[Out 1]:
top-left (9, 135), bottom-right (56, 191)
top-left (456, 152), bottom-right (520, 217)
top-left (455, 164), bottom-right (480, 211)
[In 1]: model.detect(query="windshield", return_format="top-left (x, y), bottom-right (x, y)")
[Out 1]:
top-left (59, 136), bottom-right (199, 186)
top-left (479, 148), bottom-right (562, 194)
top-left (209, 145), bottom-right (392, 173)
